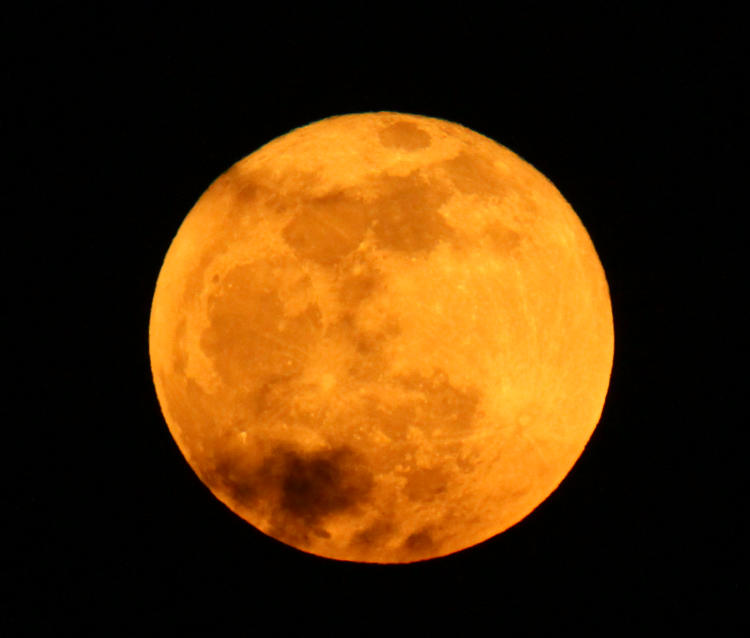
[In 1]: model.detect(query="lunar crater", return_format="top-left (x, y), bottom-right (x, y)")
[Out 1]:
top-left (485, 220), bottom-right (523, 254)
top-left (350, 519), bottom-right (395, 549)
top-left (276, 447), bottom-right (374, 522)
top-left (377, 120), bottom-right (432, 151)
top-left (441, 150), bottom-right (509, 198)
top-left (403, 528), bottom-right (436, 556)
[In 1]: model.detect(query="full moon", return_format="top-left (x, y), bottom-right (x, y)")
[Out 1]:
top-left (149, 112), bottom-right (614, 563)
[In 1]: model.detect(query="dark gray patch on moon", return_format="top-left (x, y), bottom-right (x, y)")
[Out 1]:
top-left (485, 220), bottom-right (522, 254)
top-left (208, 446), bottom-right (262, 507)
top-left (369, 171), bottom-right (454, 253)
top-left (378, 121), bottom-right (432, 151)
top-left (275, 447), bottom-right (373, 522)
top-left (222, 166), bottom-right (318, 219)
top-left (403, 528), bottom-right (436, 555)
top-left (441, 150), bottom-right (510, 198)
top-left (282, 169), bottom-right (454, 266)
top-left (350, 519), bottom-right (395, 549)
top-left (208, 444), bottom-right (374, 547)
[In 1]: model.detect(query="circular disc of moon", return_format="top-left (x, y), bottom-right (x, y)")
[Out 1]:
top-left (149, 112), bottom-right (614, 563)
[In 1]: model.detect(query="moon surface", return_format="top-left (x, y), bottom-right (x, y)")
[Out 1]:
top-left (149, 112), bottom-right (614, 563)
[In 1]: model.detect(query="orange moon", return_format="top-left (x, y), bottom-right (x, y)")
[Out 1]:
top-left (149, 112), bottom-right (614, 563)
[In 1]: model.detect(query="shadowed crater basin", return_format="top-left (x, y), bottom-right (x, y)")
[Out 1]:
top-left (206, 444), bottom-right (375, 547)
top-left (378, 120), bottom-right (432, 151)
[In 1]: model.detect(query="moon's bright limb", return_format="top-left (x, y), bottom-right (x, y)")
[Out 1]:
top-left (149, 112), bottom-right (614, 563)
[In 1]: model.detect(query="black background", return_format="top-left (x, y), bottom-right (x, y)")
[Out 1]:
top-left (4, 3), bottom-right (744, 635)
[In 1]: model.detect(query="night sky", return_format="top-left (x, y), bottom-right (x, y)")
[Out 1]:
top-left (5, 4), bottom-right (743, 634)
